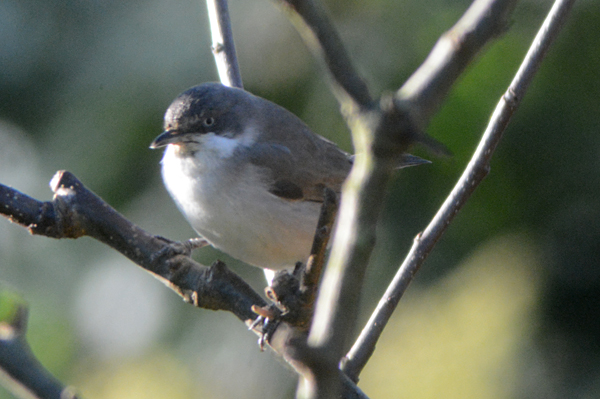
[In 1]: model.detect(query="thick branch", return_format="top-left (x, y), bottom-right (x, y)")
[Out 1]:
top-left (280, 0), bottom-right (518, 397)
top-left (0, 171), bottom-right (265, 322)
top-left (342, 0), bottom-right (576, 382)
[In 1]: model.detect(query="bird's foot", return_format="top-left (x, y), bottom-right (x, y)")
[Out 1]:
top-left (250, 304), bottom-right (283, 350)
top-left (250, 268), bottom-right (313, 349)
top-left (151, 236), bottom-right (209, 261)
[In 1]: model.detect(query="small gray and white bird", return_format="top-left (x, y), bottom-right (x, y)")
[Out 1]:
top-left (151, 83), bottom-right (425, 275)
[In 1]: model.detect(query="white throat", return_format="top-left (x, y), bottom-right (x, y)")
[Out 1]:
top-left (198, 129), bottom-right (256, 159)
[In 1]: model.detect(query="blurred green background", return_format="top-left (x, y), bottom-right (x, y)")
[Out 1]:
top-left (1, 0), bottom-right (599, 398)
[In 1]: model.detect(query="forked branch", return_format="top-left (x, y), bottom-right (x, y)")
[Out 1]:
top-left (342, 0), bottom-right (577, 382)
top-left (278, 1), bottom-right (518, 397)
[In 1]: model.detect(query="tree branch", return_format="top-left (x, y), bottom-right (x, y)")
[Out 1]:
top-left (276, 0), bottom-right (373, 112)
top-left (276, 0), bottom-right (518, 397)
top-left (397, 0), bottom-right (517, 127)
top-left (0, 171), bottom-right (265, 322)
top-left (1, 170), bottom-right (369, 397)
top-left (207, 0), bottom-right (243, 88)
top-left (0, 296), bottom-right (79, 399)
top-left (299, 188), bottom-right (338, 318)
top-left (342, 0), bottom-right (576, 382)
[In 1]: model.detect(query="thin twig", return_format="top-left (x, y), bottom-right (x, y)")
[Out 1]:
top-left (300, 188), bottom-right (338, 305)
top-left (207, 0), bottom-right (243, 88)
top-left (397, 0), bottom-right (517, 127)
top-left (341, 0), bottom-right (576, 382)
top-left (0, 300), bottom-right (80, 399)
top-left (277, 0), bottom-right (373, 112)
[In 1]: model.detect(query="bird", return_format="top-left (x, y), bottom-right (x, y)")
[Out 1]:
top-left (150, 82), bottom-right (427, 278)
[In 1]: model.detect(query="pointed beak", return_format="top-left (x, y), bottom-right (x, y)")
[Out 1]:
top-left (150, 130), bottom-right (181, 149)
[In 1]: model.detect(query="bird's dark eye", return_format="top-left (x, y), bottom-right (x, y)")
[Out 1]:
top-left (203, 117), bottom-right (215, 127)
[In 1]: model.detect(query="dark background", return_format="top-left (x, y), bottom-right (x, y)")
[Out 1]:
top-left (0, 0), bottom-right (599, 398)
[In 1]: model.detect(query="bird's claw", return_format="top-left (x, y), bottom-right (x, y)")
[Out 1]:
top-left (151, 236), bottom-right (209, 261)
top-left (250, 304), bottom-right (283, 350)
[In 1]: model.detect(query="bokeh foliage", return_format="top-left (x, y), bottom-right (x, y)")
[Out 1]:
top-left (1, 0), bottom-right (599, 398)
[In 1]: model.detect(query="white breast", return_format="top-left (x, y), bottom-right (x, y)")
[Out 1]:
top-left (160, 136), bottom-right (320, 270)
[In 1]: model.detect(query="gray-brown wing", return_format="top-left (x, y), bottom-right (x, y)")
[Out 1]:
top-left (244, 92), bottom-right (352, 201)
top-left (243, 140), bottom-right (351, 202)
